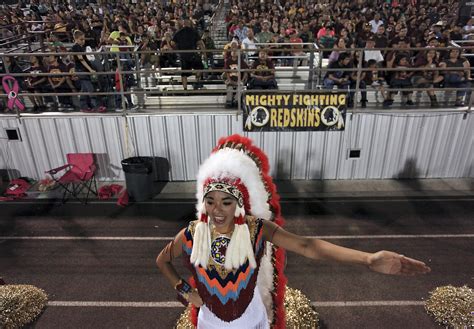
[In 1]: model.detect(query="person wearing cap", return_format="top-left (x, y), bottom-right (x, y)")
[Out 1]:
top-left (431, 21), bottom-right (444, 39)
top-left (156, 135), bottom-right (431, 328)
top-left (364, 36), bottom-right (384, 64)
top-left (255, 20), bottom-right (274, 44)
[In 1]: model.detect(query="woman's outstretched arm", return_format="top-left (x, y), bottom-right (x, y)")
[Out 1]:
top-left (262, 220), bottom-right (431, 276)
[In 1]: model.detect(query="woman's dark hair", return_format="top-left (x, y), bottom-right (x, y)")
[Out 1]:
top-left (338, 52), bottom-right (351, 62)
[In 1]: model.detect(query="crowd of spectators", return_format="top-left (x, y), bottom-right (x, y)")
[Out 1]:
top-left (0, 0), bottom-right (217, 111)
top-left (224, 0), bottom-right (474, 108)
top-left (1, 0), bottom-right (473, 111)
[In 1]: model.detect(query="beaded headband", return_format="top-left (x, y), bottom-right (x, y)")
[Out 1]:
top-left (203, 181), bottom-right (244, 208)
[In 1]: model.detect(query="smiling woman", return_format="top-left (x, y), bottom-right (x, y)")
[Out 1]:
top-left (156, 134), bottom-right (431, 329)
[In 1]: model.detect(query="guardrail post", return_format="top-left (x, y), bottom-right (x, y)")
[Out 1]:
top-left (237, 48), bottom-right (242, 112)
top-left (353, 48), bottom-right (363, 111)
top-left (308, 45), bottom-right (315, 90)
top-left (316, 47), bottom-right (323, 87)
top-left (116, 53), bottom-right (127, 112)
top-left (134, 50), bottom-right (142, 89)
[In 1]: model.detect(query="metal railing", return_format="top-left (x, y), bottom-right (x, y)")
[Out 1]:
top-left (0, 45), bottom-right (472, 117)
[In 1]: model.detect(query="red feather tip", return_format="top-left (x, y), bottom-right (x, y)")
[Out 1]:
top-left (234, 214), bottom-right (245, 225)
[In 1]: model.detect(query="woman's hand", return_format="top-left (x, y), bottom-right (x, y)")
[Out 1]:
top-left (368, 250), bottom-right (431, 276)
top-left (188, 290), bottom-right (203, 307)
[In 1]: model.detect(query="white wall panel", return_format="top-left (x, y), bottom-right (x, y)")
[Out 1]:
top-left (0, 111), bottom-right (472, 182)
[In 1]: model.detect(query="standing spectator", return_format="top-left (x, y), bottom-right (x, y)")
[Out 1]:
top-left (173, 19), bottom-right (205, 90)
top-left (248, 49), bottom-right (278, 90)
top-left (72, 30), bottom-right (103, 112)
top-left (160, 32), bottom-right (177, 68)
top-left (223, 50), bottom-right (248, 108)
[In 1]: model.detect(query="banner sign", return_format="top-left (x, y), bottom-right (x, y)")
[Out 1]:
top-left (243, 92), bottom-right (347, 132)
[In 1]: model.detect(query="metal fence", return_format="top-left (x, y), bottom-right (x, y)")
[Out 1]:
top-left (0, 44), bottom-right (473, 116)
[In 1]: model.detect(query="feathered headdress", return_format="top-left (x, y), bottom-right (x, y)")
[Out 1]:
top-left (190, 135), bottom-right (287, 328)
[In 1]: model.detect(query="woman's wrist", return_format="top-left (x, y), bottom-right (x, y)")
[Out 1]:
top-left (174, 279), bottom-right (193, 300)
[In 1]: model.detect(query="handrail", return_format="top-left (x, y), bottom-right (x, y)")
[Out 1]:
top-left (0, 46), bottom-right (472, 115)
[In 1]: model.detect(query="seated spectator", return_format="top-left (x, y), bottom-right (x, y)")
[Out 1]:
top-left (317, 22), bottom-right (336, 40)
top-left (288, 29), bottom-right (305, 65)
top-left (318, 24), bottom-right (337, 58)
top-left (201, 29), bottom-right (216, 69)
top-left (323, 52), bottom-right (352, 90)
top-left (384, 54), bottom-right (414, 108)
top-left (223, 50), bottom-right (249, 108)
top-left (248, 49), bottom-right (278, 90)
top-left (299, 23), bottom-right (315, 43)
top-left (363, 36), bottom-right (384, 64)
top-left (373, 25), bottom-right (388, 52)
top-left (323, 52), bottom-right (367, 108)
top-left (328, 37), bottom-right (347, 64)
top-left (25, 55), bottom-right (47, 112)
top-left (439, 47), bottom-right (471, 106)
top-left (256, 20), bottom-right (274, 44)
top-left (462, 18), bottom-right (474, 39)
top-left (412, 49), bottom-right (443, 107)
top-left (230, 20), bottom-right (248, 42)
top-left (223, 38), bottom-right (240, 61)
top-left (364, 59), bottom-right (388, 103)
top-left (242, 28), bottom-right (258, 59)
top-left (160, 32), bottom-right (177, 68)
top-left (47, 55), bottom-right (73, 111)
top-left (369, 13), bottom-right (384, 34)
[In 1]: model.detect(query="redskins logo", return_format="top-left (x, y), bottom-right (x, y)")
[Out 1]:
top-left (245, 106), bottom-right (270, 130)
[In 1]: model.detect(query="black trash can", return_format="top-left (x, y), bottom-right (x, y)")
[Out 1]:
top-left (121, 156), bottom-right (154, 201)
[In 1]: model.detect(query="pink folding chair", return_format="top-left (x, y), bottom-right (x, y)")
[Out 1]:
top-left (46, 153), bottom-right (98, 204)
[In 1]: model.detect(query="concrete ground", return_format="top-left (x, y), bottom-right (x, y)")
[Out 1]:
top-left (0, 178), bottom-right (473, 328)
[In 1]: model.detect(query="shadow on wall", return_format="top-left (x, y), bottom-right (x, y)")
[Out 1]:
top-left (395, 158), bottom-right (420, 180)
top-left (94, 153), bottom-right (120, 180)
top-left (152, 156), bottom-right (171, 195)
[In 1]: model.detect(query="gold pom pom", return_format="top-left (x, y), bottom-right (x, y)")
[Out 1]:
top-left (425, 285), bottom-right (473, 327)
top-left (284, 286), bottom-right (320, 328)
top-left (0, 285), bottom-right (48, 329)
top-left (175, 306), bottom-right (194, 329)
top-left (174, 287), bottom-right (319, 328)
